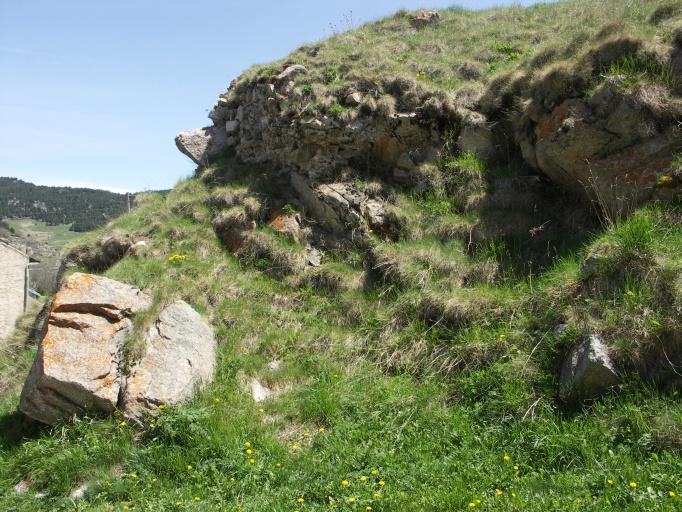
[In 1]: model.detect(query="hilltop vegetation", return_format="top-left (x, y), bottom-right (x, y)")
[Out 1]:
top-left (1, 1), bottom-right (682, 511)
top-left (0, 178), bottom-right (129, 232)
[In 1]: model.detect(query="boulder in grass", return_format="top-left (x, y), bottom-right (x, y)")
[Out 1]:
top-left (121, 300), bottom-right (217, 418)
top-left (560, 334), bottom-right (620, 401)
top-left (19, 273), bottom-right (152, 424)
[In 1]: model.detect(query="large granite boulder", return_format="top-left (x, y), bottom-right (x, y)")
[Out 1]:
top-left (19, 274), bottom-right (217, 424)
top-left (559, 334), bottom-right (620, 401)
top-left (121, 300), bottom-right (217, 417)
top-left (19, 273), bottom-right (152, 424)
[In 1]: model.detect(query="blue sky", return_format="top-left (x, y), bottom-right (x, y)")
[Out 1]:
top-left (1, 0), bottom-right (542, 193)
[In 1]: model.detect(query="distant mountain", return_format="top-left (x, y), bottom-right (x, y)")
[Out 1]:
top-left (0, 177), bottom-right (130, 232)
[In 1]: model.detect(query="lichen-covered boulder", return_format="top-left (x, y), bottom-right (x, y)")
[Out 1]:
top-left (560, 334), bottom-right (620, 401)
top-left (19, 275), bottom-right (217, 424)
top-left (19, 273), bottom-right (152, 424)
top-left (121, 300), bottom-right (216, 417)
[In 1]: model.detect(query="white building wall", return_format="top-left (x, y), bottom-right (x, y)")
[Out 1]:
top-left (0, 243), bottom-right (29, 340)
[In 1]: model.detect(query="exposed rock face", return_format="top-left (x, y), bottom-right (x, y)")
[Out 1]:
top-left (19, 273), bottom-right (152, 424)
top-left (19, 274), bottom-right (216, 424)
top-left (517, 79), bottom-right (682, 211)
top-left (121, 300), bottom-right (216, 417)
top-left (175, 126), bottom-right (227, 165)
top-left (560, 334), bottom-right (620, 401)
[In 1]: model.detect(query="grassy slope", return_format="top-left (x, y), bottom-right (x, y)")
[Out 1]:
top-left (1, 1), bottom-right (682, 511)
top-left (240, 0), bottom-right (680, 94)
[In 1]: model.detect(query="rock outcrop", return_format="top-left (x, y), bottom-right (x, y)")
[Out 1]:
top-left (19, 273), bottom-right (152, 424)
top-left (19, 274), bottom-right (216, 424)
top-left (517, 78), bottom-right (682, 211)
top-left (559, 334), bottom-right (620, 401)
top-left (121, 301), bottom-right (216, 417)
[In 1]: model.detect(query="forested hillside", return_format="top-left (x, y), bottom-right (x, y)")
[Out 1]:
top-left (0, 177), bottom-right (128, 231)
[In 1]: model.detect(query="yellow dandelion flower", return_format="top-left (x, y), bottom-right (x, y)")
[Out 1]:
top-left (669, 491), bottom-right (677, 497)
top-left (151, 478), bottom-right (158, 484)
top-left (348, 496), bottom-right (356, 504)
top-left (341, 479), bottom-right (350, 487)
top-left (360, 476), bottom-right (367, 481)
top-left (194, 496), bottom-right (201, 502)
top-left (230, 477), bottom-right (235, 482)
top-left (248, 458), bottom-right (255, 464)
top-left (130, 472), bottom-right (137, 479)
top-left (511, 492), bottom-right (517, 498)
top-left (495, 489), bottom-right (503, 496)
top-left (187, 465), bottom-right (192, 471)
top-left (371, 469), bottom-right (379, 476)
top-left (119, 420), bottom-right (127, 427)
top-left (503, 454), bottom-right (511, 462)
top-left (629, 482), bottom-right (637, 489)
top-left (468, 502), bottom-right (477, 509)
top-left (244, 441), bottom-right (251, 448)
top-left (607, 479), bottom-right (614, 485)
top-left (175, 501), bottom-right (182, 507)
top-left (319, 427), bottom-right (326, 433)
top-left (366, 507), bottom-right (373, 511)
top-left (373, 493), bottom-right (381, 498)
top-left (213, 397), bottom-right (220, 403)
top-left (296, 497), bottom-right (305, 504)
top-left (378, 480), bottom-right (385, 487)
top-left (275, 463), bottom-right (282, 468)
top-left (513, 465), bottom-right (519, 471)
top-left (258, 408), bottom-right (265, 413)
top-left (157, 404), bottom-right (166, 411)
top-left (292, 444), bottom-right (300, 451)
top-left (245, 449), bottom-right (253, 455)
top-left (476, 500), bottom-right (481, 504)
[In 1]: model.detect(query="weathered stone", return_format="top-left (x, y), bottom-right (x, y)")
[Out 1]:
top-left (345, 92), bottom-right (362, 106)
top-left (560, 334), bottom-right (619, 401)
top-left (307, 247), bottom-right (323, 267)
top-left (276, 65), bottom-right (307, 81)
top-left (248, 378), bottom-right (272, 403)
top-left (519, 89), bottom-right (682, 211)
top-left (19, 273), bottom-right (152, 424)
top-left (458, 111), bottom-right (497, 161)
top-left (122, 300), bottom-right (216, 417)
top-left (268, 211), bottom-right (302, 242)
top-left (409, 10), bottom-right (440, 27)
top-left (225, 120), bottom-right (240, 134)
top-left (175, 126), bottom-right (227, 165)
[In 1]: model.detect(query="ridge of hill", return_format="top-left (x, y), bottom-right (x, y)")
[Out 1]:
top-left (0, 177), bottom-right (129, 232)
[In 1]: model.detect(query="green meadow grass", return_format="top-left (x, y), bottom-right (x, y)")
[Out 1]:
top-left (0, 178), bottom-right (680, 511)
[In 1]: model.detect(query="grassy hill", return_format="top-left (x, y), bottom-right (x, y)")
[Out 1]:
top-left (1, 1), bottom-right (681, 511)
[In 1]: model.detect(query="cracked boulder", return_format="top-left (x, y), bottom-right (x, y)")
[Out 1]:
top-left (121, 300), bottom-right (216, 417)
top-left (19, 273), bottom-right (152, 424)
top-left (19, 274), bottom-right (217, 424)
